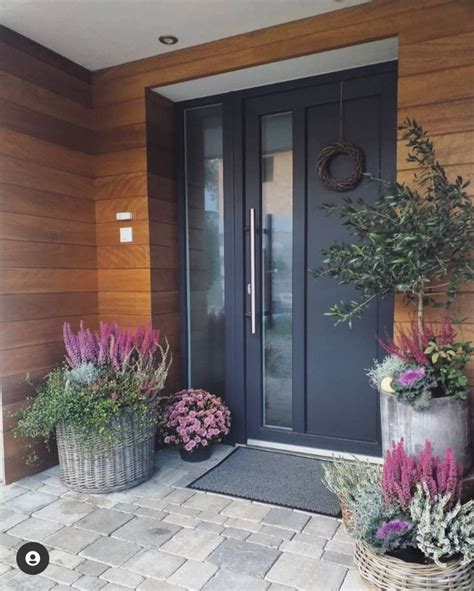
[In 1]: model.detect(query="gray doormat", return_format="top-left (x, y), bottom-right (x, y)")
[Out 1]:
top-left (189, 446), bottom-right (341, 516)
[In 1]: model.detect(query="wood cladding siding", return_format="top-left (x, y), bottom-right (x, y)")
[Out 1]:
top-left (1, 0), bottom-right (473, 482)
top-left (0, 27), bottom-right (97, 483)
top-left (89, 0), bottom-right (474, 442)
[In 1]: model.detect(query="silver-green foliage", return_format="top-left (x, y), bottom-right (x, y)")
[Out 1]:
top-left (366, 355), bottom-right (407, 390)
top-left (323, 457), bottom-right (382, 507)
top-left (409, 484), bottom-right (474, 566)
top-left (70, 362), bottom-right (99, 385)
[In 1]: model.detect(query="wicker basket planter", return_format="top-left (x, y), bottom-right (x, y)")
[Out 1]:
top-left (56, 410), bottom-right (156, 494)
top-left (354, 542), bottom-right (473, 591)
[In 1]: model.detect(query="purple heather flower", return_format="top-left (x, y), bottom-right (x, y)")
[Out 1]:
top-left (398, 367), bottom-right (425, 387)
top-left (376, 519), bottom-right (412, 541)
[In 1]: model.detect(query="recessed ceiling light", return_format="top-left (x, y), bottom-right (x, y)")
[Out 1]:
top-left (159, 35), bottom-right (178, 46)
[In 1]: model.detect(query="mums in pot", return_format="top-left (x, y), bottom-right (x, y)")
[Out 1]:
top-left (160, 388), bottom-right (231, 461)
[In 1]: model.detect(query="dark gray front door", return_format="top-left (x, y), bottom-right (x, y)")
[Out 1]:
top-left (244, 66), bottom-right (397, 456)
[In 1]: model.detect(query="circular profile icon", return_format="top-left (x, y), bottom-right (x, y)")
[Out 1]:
top-left (16, 542), bottom-right (49, 575)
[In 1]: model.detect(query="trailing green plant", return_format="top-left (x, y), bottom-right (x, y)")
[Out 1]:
top-left (312, 119), bottom-right (473, 330)
top-left (322, 456), bottom-right (382, 508)
top-left (409, 483), bottom-right (474, 566)
top-left (15, 323), bottom-right (171, 458)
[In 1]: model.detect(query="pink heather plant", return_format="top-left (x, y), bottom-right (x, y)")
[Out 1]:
top-left (161, 389), bottom-right (231, 452)
top-left (382, 439), bottom-right (463, 511)
top-left (63, 321), bottom-right (160, 370)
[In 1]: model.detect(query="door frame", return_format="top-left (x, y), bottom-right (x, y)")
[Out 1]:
top-left (175, 60), bottom-right (397, 452)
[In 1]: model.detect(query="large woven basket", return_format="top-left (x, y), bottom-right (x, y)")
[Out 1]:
top-left (56, 410), bottom-right (156, 494)
top-left (354, 542), bottom-right (473, 591)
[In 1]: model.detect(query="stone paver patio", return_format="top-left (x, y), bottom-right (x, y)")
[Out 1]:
top-left (0, 445), bottom-right (365, 590)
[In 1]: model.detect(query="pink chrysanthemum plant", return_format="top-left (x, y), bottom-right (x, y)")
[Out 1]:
top-left (161, 389), bottom-right (231, 453)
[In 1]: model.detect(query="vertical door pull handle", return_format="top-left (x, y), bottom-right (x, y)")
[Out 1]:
top-left (249, 208), bottom-right (256, 334)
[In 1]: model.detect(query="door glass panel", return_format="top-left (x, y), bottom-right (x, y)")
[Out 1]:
top-left (261, 112), bottom-right (293, 429)
top-left (184, 104), bottom-right (225, 395)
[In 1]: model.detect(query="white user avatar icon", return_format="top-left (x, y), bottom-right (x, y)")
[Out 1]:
top-left (25, 551), bottom-right (41, 566)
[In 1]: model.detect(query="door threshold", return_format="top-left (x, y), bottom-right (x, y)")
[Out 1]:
top-left (245, 439), bottom-right (383, 465)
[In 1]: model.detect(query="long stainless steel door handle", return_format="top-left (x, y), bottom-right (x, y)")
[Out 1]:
top-left (249, 207), bottom-right (256, 334)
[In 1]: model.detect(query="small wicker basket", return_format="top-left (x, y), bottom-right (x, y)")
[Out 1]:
top-left (354, 542), bottom-right (473, 591)
top-left (56, 410), bottom-right (156, 494)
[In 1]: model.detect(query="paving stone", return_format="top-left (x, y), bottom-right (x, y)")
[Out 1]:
top-left (0, 507), bottom-right (29, 531)
top-left (101, 584), bottom-right (130, 591)
top-left (133, 497), bottom-right (168, 511)
top-left (292, 532), bottom-right (327, 548)
top-left (202, 568), bottom-right (269, 591)
top-left (0, 485), bottom-right (29, 503)
top-left (111, 503), bottom-right (136, 514)
top-left (135, 506), bottom-right (167, 520)
top-left (266, 552), bottom-right (347, 591)
top-left (46, 526), bottom-right (101, 553)
top-left (339, 569), bottom-right (365, 591)
top-left (223, 517), bottom-right (261, 532)
top-left (8, 516), bottom-right (62, 541)
top-left (76, 559), bottom-right (109, 577)
top-left (323, 550), bottom-right (354, 568)
top-left (4, 490), bottom-right (57, 514)
top-left (160, 527), bottom-right (223, 561)
top-left (112, 516), bottom-right (181, 548)
top-left (168, 559), bottom-right (218, 590)
top-left (268, 584), bottom-right (296, 591)
top-left (325, 538), bottom-right (355, 555)
top-left (137, 579), bottom-right (182, 591)
top-left (162, 488), bottom-right (195, 505)
top-left (40, 483), bottom-right (70, 495)
top-left (333, 523), bottom-right (355, 544)
top-left (148, 467), bottom-right (188, 487)
top-left (196, 520), bottom-right (224, 534)
top-left (0, 563), bottom-right (12, 576)
top-left (208, 538), bottom-right (280, 578)
top-left (222, 526), bottom-right (252, 540)
top-left (80, 537), bottom-right (141, 567)
top-left (73, 575), bottom-right (107, 590)
top-left (0, 570), bottom-right (56, 590)
top-left (172, 473), bottom-right (200, 488)
top-left (263, 508), bottom-right (310, 532)
top-left (0, 532), bottom-right (22, 548)
top-left (248, 532), bottom-right (283, 548)
top-left (75, 508), bottom-right (133, 535)
top-left (184, 493), bottom-right (232, 513)
top-left (280, 539), bottom-right (323, 559)
top-left (164, 503), bottom-right (200, 518)
top-left (124, 548), bottom-right (184, 579)
top-left (259, 524), bottom-right (295, 541)
top-left (34, 498), bottom-right (96, 525)
top-left (163, 512), bottom-right (198, 529)
top-left (197, 510), bottom-right (227, 524)
top-left (101, 567), bottom-right (144, 588)
top-left (302, 515), bottom-right (339, 539)
top-left (12, 477), bottom-right (45, 490)
top-left (0, 545), bottom-right (15, 566)
top-left (221, 500), bottom-right (270, 522)
top-left (49, 548), bottom-right (84, 568)
top-left (43, 563), bottom-right (81, 585)
top-left (52, 585), bottom-right (72, 591)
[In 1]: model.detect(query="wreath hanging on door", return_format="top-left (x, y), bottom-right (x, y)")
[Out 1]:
top-left (316, 82), bottom-right (365, 192)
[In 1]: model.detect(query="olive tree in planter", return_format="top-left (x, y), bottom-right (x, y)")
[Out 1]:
top-left (312, 119), bottom-right (473, 467)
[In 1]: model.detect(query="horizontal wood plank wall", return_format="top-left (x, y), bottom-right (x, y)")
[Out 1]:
top-left (0, 26), bottom-right (97, 483)
top-left (91, 0), bottom-right (474, 432)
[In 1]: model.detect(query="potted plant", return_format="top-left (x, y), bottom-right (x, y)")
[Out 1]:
top-left (322, 457), bottom-right (382, 533)
top-left (312, 119), bottom-right (473, 467)
top-left (367, 318), bottom-right (472, 467)
top-left (160, 388), bottom-right (231, 462)
top-left (342, 439), bottom-right (473, 590)
top-left (15, 322), bottom-right (170, 493)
